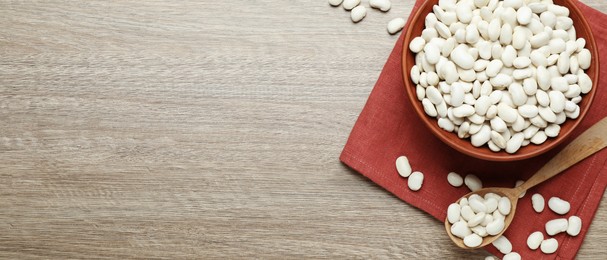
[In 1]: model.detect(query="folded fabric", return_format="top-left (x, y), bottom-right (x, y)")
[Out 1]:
top-left (340, 0), bottom-right (607, 258)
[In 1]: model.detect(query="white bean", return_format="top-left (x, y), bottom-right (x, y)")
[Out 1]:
top-left (548, 91), bottom-right (566, 113)
top-left (545, 124), bottom-right (561, 138)
top-left (484, 197), bottom-right (498, 213)
top-left (503, 0), bottom-right (523, 9)
top-left (369, 0), bottom-right (391, 12)
top-left (541, 238), bottom-right (559, 254)
top-left (451, 221), bottom-right (472, 239)
top-left (490, 117), bottom-right (507, 133)
top-left (539, 106), bottom-right (557, 123)
top-left (350, 6), bottom-right (366, 23)
top-left (447, 203), bottom-right (461, 224)
top-left (501, 7), bottom-right (518, 27)
top-left (531, 193), bottom-right (545, 213)
top-left (486, 217), bottom-right (505, 235)
top-left (506, 132), bottom-right (524, 154)
top-left (461, 205), bottom-right (475, 221)
top-left (531, 130), bottom-right (548, 144)
top-left (488, 18), bottom-right (501, 41)
top-left (436, 22), bottom-right (452, 38)
top-left (527, 231), bottom-right (544, 250)
top-left (557, 52), bottom-right (570, 75)
top-left (503, 252), bottom-right (521, 260)
top-left (513, 56), bottom-right (531, 68)
top-left (468, 212), bottom-right (486, 227)
top-left (425, 86), bottom-right (443, 105)
top-left (545, 218), bottom-right (568, 236)
top-left (549, 38), bottom-right (566, 54)
top-left (474, 0), bottom-right (489, 8)
top-left (438, 118), bottom-right (455, 132)
top-left (408, 171), bottom-right (424, 191)
top-left (451, 45), bottom-right (476, 69)
top-left (518, 105), bottom-right (538, 118)
top-left (469, 198), bottom-right (487, 214)
top-left (463, 233), bottom-right (483, 247)
top-left (524, 126), bottom-right (539, 139)
top-left (567, 216), bottom-right (582, 236)
top-left (536, 66), bottom-right (551, 90)
top-left (548, 197), bottom-right (570, 215)
top-left (464, 174), bottom-right (482, 192)
top-left (490, 236), bottom-right (512, 254)
top-left (490, 74), bottom-right (513, 89)
top-left (475, 96), bottom-right (491, 115)
top-left (453, 104), bottom-right (475, 118)
top-left (422, 98), bottom-right (438, 117)
top-left (578, 48), bottom-right (591, 70)
top-left (500, 23), bottom-right (513, 45)
top-left (517, 6), bottom-right (532, 25)
top-left (342, 0), bottom-right (360, 10)
top-left (388, 18), bottom-right (406, 35)
top-left (447, 172), bottom-right (463, 187)
top-left (530, 31), bottom-right (550, 48)
top-left (540, 11), bottom-right (556, 28)
top-left (548, 4), bottom-right (570, 16)
top-left (456, 3), bottom-right (473, 24)
top-left (578, 71), bottom-right (592, 94)
top-left (465, 24), bottom-right (480, 44)
top-left (497, 103), bottom-right (518, 123)
top-left (498, 197), bottom-right (511, 215)
top-left (328, 0), bottom-right (343, 7)
top-left (395, 156), bottom-right (412, 177)
top-left (529, 3), bottom-right (547, 13)
top-left (471, 225), bottom-right (488, 237)
top-left (409, 37), bottom-right (426, 53)
top-left (509, 83), bottom-right (527, 106)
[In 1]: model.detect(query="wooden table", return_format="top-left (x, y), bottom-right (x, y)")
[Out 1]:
top-left (1, 0), bottom-right (606, 258)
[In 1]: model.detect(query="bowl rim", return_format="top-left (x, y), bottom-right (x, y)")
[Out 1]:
top-left (401, 0), bottom-right (600, 162)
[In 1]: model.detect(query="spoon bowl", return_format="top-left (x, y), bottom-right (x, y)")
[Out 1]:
top-left (444, 117), bottom-right (607, 249)
top-left (444, 187), bottom-right (520, 249)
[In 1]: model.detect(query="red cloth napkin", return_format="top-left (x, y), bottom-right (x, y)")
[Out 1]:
top-left (340, 1), bottom-right (607, 259)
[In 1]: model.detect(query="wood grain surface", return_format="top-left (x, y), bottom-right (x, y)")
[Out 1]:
top-left (1, 0), bottom-right (606, 259)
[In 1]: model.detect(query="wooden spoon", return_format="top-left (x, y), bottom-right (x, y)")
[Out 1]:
top-left (445, 117), bottom-right (607, 249)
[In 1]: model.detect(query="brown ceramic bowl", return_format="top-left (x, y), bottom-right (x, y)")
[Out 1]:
top-left (402, 0), bottom-right (599, 161)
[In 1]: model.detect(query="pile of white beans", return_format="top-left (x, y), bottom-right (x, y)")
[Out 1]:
top-left (409, 0), bottom-right (593, 153)
top-left (328, 0), bottom-right (407, 34)
top-left (447, 193), bottom-right (512, 248)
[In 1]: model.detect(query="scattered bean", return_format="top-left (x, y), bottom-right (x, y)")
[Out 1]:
top-left (545, 218), bottom-right (568, 236)
top-left (548, 197), bottom-right (571, 215)
top-left (492, 235), bottom-right (512, 254)
top-left (567, 216), bottom-right (582, 236)
top-left (395, 156), bottom-right (412, 177)
top-left (408, 171), bottom-right (424, 191)
top-left (388, 18), bottom-right (406, 35)
top-left (532, 193), bottom-right (545, 213)
top-left (447, 172), bottom-right (464, 187)
top-left (464, 174), bottom-right (483, 191)
top-left (503, 252), bottom-right (521, 260)
top-left (540, 238), bottom-right (559, 254)
top-left (369, 0), bottom-right (391, 12)
top-left (329, 0), bottom-right (343, 7)
top-left (342, 0), bottom-right (360, 10)
top-left (350, 6), bottom-right (367, 23)
top-left (527, 231), bottom-right (544, 250)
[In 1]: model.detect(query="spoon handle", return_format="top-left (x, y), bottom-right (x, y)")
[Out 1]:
top-left (516, 117), bottom-right (607, 194)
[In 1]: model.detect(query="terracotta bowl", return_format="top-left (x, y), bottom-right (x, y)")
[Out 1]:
top-left (401, 0), bottom-right (599, 161)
